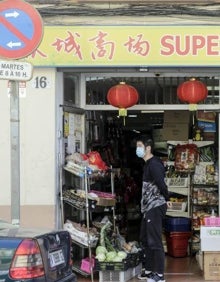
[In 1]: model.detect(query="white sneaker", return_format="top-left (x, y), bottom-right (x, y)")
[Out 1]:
top-left (147, 273), bottom-right (165, 282)
top-left (137, 270), bottom-right (153, 280)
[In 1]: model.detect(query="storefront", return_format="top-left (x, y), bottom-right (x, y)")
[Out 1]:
top-left (0, 25), bottom-right (219, 230)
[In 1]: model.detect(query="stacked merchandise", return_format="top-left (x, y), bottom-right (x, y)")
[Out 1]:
top-left (196, 111), bottom-right (216, 141)
top-left (200, 218), bottom-right (220, 280)
top-left (164, 217), bottom-right (191, 257)
top-left (94, 222), bottom-right (142, 282)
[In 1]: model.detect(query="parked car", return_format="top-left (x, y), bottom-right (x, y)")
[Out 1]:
top-left (0, 219), bottom-right (77, 281)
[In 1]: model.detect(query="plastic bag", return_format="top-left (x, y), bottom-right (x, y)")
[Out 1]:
top-left (174, 144), bottom-right (198, 172)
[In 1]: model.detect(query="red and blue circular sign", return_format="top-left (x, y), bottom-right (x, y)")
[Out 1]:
top-left (0, 0), bottom-right (43, 59)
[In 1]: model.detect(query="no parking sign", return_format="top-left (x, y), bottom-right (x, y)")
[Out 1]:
top-left (0, 0), bottom-right (43, 59)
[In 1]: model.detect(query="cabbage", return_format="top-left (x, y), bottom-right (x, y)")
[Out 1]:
top-left (117, 251), bottom-right (127, 259)
top-left (112, 255), bottom-right (123, 262)
top-left (96, 253), bottom-right (106, 262)
top-left (96, 246), bottom-right (107, 255)
top-left (106, 251), bottom-right (117, 261)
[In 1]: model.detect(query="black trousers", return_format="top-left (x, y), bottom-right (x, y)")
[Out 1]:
top-left (140, 204), bottom-right (167, 274)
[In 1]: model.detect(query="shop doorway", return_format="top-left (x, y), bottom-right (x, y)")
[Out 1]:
top-left (61, 69), bottom-right (220, 242)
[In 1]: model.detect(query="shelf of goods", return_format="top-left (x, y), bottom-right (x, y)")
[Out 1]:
top-left (191, 182), bottom-right (219, 254)
top-left (166, 186), bottom-right (190, 218)
top-left (165, 140), bottom-right (218, 254)
top-left (62, 164), bottom-right (116, 282)
top-left (167, 140), bottom-right (217, 211)
top-left (191, 158), bottom-right (218, 253)
top-left (165, 162), bottom-right (190, 218)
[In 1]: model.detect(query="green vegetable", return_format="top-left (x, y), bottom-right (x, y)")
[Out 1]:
top-left (99, 221), bottom-right (115, 252)
top-left (96, 245), bottom-right (107, 255)
top-left (106, 251), bottom-right (117, 261)
top-left (112, 256), bottom-right (123, 262)
top-left (117, 251), bottom-right (127, 259)
top-left (96, 253), bottom-right (106, 262)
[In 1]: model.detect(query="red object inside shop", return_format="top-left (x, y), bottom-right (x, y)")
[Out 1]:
top-left (107, 82), bottom-right (139, 109)
top-left (177, 78), bottom-right (208, 104)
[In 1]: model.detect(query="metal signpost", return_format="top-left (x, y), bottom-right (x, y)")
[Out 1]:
top-left (0, 0), bottom-right (43, 225)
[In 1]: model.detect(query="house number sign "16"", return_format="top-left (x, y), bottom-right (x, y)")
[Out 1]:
top-left (32, 76), bottom-right (51, 89)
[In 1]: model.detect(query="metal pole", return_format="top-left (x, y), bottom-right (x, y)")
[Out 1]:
top-left (10, 80), bottom-right (20, 226)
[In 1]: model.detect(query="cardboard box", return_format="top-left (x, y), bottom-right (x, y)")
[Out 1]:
top-left (204, 252), bottom-right (220, 280)
top-left (153, 129), bottom-right (166, 142)
top-left (200, 226), bottom-right (220, 251)
top-left (96, 197), bottom-right (116, 206)
top-left (164, 111), bottom-right (190, 124)
top-left (196, 251), bottom-right (203, 270)
top-left (163, 123), bottom-right (189, 141)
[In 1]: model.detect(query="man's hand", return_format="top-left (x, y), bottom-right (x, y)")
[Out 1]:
top-left (167, 201), bottom-right (173, 209)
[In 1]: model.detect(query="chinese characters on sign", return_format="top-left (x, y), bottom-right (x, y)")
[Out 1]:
top-left (26, 26), bottom-right (220, 66)
top-left (30, 30), bottom-right (150, 61)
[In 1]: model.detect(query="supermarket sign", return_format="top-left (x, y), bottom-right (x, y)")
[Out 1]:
top-left (25, 25), bottom-right (220, 67)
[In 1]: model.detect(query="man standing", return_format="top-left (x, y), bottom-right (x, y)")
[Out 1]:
top-left (136, 137), bottom-right (171, 282)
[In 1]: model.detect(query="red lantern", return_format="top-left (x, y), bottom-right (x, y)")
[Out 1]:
top-left (177, 78), bottom-right (208, 111)
top-left (107, 82), bottom-right (139, 124)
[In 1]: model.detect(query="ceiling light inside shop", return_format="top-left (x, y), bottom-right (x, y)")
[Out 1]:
top-left (128, 114), bottom-right (137, 117)
top-left (141, 110), bottom-right (164, 113)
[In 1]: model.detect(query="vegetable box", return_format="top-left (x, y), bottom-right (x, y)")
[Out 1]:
top-left (95, 258), bottom-right (130, 271)
top-left (95, 252), bottom-right (141, 271)
top-left (98, 263), bottom-right (142, 282)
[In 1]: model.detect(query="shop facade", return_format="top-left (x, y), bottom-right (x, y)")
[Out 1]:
top-left (0, 25), bottom-right (220, 228)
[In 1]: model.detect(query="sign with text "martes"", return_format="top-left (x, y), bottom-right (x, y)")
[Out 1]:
top-left (0, 60), bottom-right (33, 81)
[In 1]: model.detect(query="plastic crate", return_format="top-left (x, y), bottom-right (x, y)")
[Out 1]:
top-left (165, 217), bottom-right (191, 232)
top-left (166, 177), bottom-right (188, 187)
top-left (129, 252), bottom-right (141, 267)
top-left (165, 231), bottom-right (191, 257)
top-left (99, 268), bottom-right (134, 282)
top-left (167, 202), bottom-right (187, 212)
top-left (132, 263), bottom-right (142, 277)
top-left (95, 252), bottom-right (141, 271)
top-left (95, 259), bottom-right (130, 271)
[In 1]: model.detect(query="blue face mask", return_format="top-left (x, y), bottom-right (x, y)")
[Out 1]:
top-left (136, 147), bottom-right (145, 158)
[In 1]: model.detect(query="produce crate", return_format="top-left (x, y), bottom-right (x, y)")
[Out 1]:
top-left (95, 259), bottom-right (130, 271)
top-left (165, 231), bottom-right (191, 257)
top-left (165, 217), bottom-right (191, 232)
top-left (63, 190), bottom-right (97, 210)
top-left (64, 221), bottom-right (99, 247)
top-left (95, 252), bottom-right (141, 271)
top-left (99, 267), bottom-right (134, 282)
top-left (133, 263), bottom-right (142, 277)
top-left (129, 252), bottom-right (142, 267)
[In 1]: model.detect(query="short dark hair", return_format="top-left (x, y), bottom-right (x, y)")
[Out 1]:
top-left (136, 136), bottom-right (154, 150)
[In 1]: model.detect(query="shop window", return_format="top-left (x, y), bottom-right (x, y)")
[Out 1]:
top-left (64, 73), bottom-right (80, 106)
top-left (85, 75), bottom-right (220, 106)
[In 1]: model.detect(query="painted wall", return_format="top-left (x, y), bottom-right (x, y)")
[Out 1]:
top-left (0, 68), bottom-right (58, 229)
